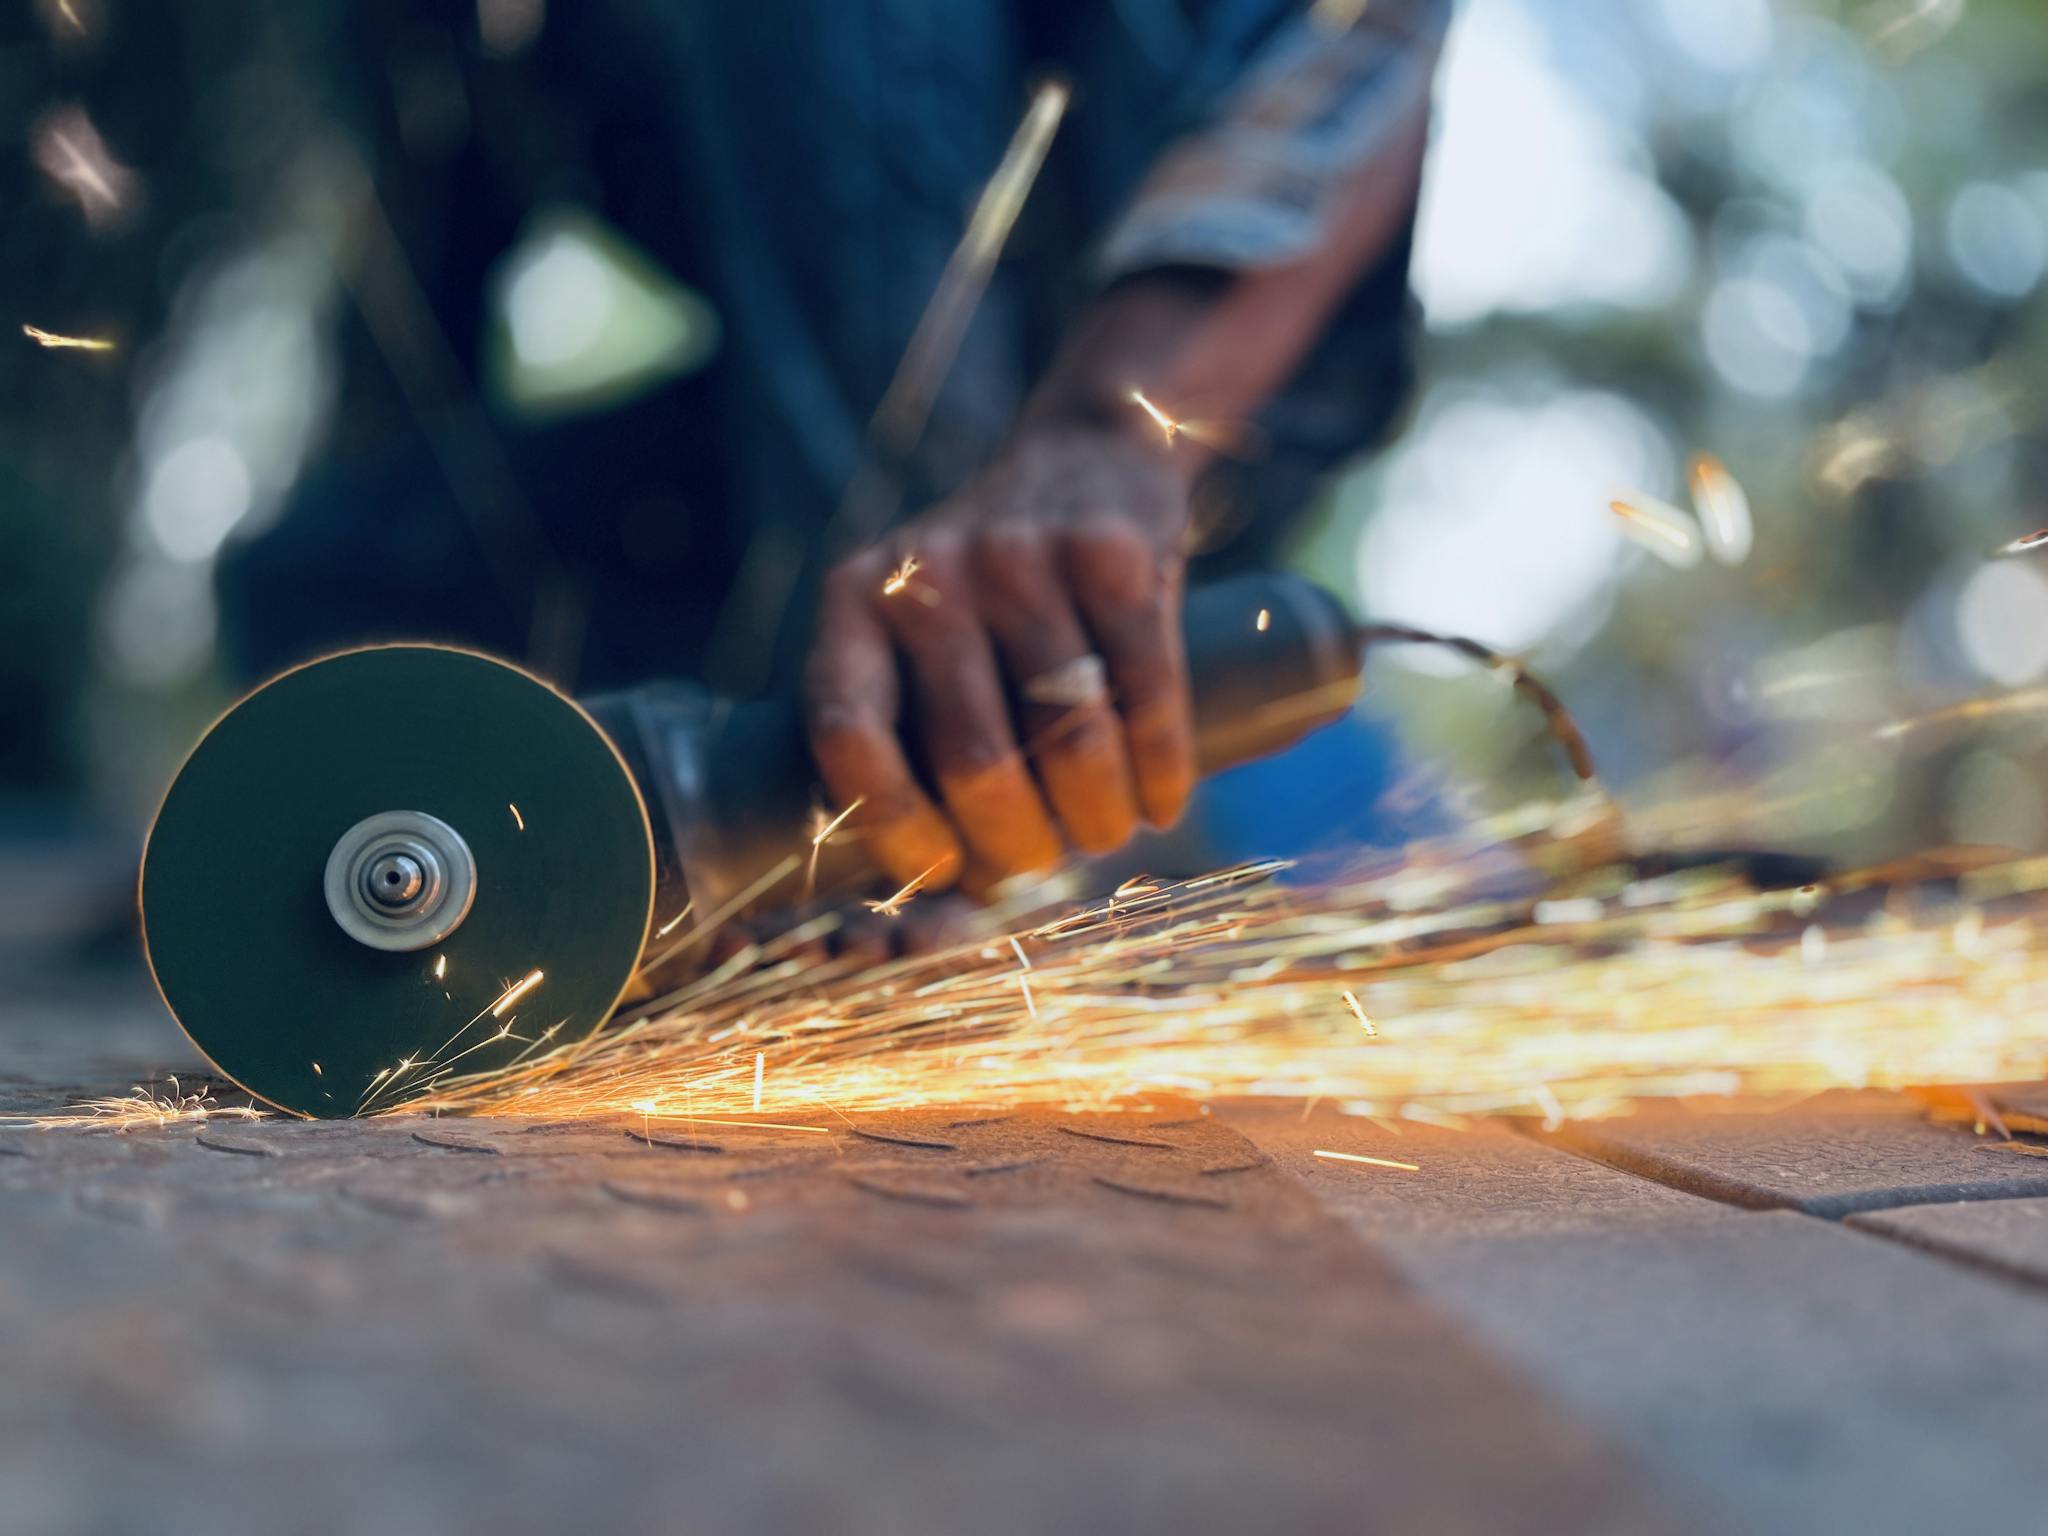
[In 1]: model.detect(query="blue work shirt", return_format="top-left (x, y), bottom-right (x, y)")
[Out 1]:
top-left (221, 0), bottom-right (1446, 709)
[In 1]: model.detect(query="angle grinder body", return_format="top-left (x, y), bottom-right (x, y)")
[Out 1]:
top-left (142, 572), bottom-right (1363, 1117)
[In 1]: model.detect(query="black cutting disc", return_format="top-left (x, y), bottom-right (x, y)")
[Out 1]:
top-left (142, 646), bottom-right (654, 1117)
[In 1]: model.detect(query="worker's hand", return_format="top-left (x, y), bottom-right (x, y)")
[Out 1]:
top-left (805, 424), bottom-right (1195, 892)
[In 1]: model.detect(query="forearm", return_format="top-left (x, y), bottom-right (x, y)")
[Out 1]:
top-left (1020, 26), bottom-right (1436, 479)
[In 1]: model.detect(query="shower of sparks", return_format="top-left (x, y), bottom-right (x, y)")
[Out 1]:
top-left (1996, 529), bottom-right (2048, 557)
top-left (1610, 495), bottom-right (1704, 568)
top-left (881, 555), bottom-right (921, 596)
top-left (1129, 388), bottom-right (1180, 444)
top-left (865, 861), bottom-right (944, 917)
top-left (508, 802), bottom-right (525, 831)
top-left (490, 968), bottom-right (545, 1019)
top-left (23, 324), bottom-right (112, 351)
top-left (32, 106), bottom-right (136, 228)
top-left (19, 1078), bottom-right (262, 1132)
top-left (390, 786), bottom-right (2048, 1128)
top-left (1313, 1149), bottom-right (1420, 1172)
top-left (1689, 453), bottom-right (1753, 567)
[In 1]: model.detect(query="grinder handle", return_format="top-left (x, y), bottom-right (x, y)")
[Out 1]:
top-left (622, 571), bottom-right (1364, 916)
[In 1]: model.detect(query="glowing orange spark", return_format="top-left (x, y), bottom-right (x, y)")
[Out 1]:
top-left (1128, 388), bottom-right (1179, 444)
top-left (882, 555), bottom-right (921, 596)
top-left (1610, 495), bottom-right (1703, 569)
top-left (311, 1062), bottom-right (323, 1077)
top-left (1256, 608), bottom-right (1271, 633)
top-left (1997, 529), bottom-right (2048, 557)
top-left (865, 861), bottom-right (943, 917)
top-left (508, 802), bottom-right (525, 831)
top-left (22, 324), bottom-right (111, 351)
top-left (1313, 1149), bottom-right (1419, 1172)
top-left (490, 968), bottom-right (545, 1018)
top-left (1688, 452), bottom-right (1753, 567)
top-left (654, 903), bottom-right (693, 940)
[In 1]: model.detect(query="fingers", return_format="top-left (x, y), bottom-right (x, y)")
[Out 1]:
top-left (804, 557), bottom-right (962, 890)
top-left (877, 539), bottom-right (1065, 879)
top-left (1062, 517), bottom-right (1195, 829)
top-left (970, 526), bottom-right (1140, 854)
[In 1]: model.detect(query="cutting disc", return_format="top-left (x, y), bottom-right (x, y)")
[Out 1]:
top-left (142, 646), bottom-right (654, 1118)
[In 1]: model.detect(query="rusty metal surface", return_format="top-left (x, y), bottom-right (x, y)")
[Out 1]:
top-left (0, 976), bottom-right (1692, 1536)
top-left (13, 971), bottom-right (2048, 1535)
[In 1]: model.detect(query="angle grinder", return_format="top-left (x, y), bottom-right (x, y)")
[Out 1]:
top-left (142, 571), bottom-right (1400, 1117)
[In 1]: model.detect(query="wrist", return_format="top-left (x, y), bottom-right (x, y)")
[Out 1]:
top-left (1015, 269), bottom-right (1232, 488)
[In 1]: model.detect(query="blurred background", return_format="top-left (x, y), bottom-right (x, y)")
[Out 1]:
top-left (5, 0), bottom-right (2047, 966)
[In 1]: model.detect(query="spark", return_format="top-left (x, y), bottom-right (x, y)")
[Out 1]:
top-left (811, 796), bottom-right (865, 849)
top-left (23, 324), bottom-right (112, 351)
top-left (1688, 453), bottom-right (1753, 567)
top-left (433, 953), bottom-right (447, 981)
top-left (1610, 495), bottom-right (1704, 569)
top-left (1996, 529), bottom-right (2048, 557)
top-left (312, 1062), bottom-right (323, 1077)
top-left (881, 556), bottom-right (921, 596)
top-left (666, 1117), bottom-right (832, 1135)
top-left (1128, 388), bottom-right (1179, 444)
top-left (490, 969), bottom-right (545, 1018)
top-left (752, 1051), bottom-right (765, 1113)
top-left (32, 106), bottom-right (136, 228)
top-left (1313, 1149), bottom-right (1420, 1172)
top-left (1255, 607), bottom-right (1271, 633)
top-left (654, 903), bottom-right (694, 939)
top-left (865, 861), bottom-right (944, 918)
top-left (508, 802), bottom-right (525, 831)
top-left (344, 742), bottom-right (2048, 1132)
top-left (865, 80), bottom-right (1068, 465)
top-left (22, 1078), bottom-right (262, 1132)
top-left (1341, 989), bottom-right (1376, 1037)
top-left (1874, 685), bottom-right (2048, 742)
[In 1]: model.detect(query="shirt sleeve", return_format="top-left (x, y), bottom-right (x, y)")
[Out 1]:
top-left (1094, 0), bottom-right (1453, 282)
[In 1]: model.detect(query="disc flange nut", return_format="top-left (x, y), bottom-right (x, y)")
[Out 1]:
top-left (323, 810), bottom-right (478, 952)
